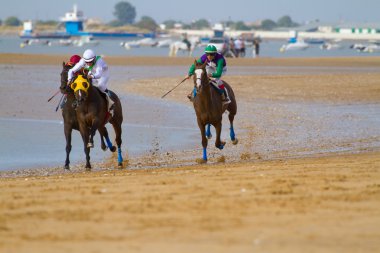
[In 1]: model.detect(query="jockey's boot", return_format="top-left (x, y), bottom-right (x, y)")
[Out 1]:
top-left (105, 89), bottom-right (114, 118)
top-left (60, 96), bottom-right (67, 109)
top-left (187, 88), bottom-right (196, 102)
top-left (187, 92), bottom-right (193, 101)
top-left (221, 88), bottom-right (231, 105)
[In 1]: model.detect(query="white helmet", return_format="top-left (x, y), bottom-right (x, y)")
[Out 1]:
top-left (83, 49), bottom-right (96, 62)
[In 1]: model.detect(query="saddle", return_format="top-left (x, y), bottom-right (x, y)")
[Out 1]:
top-left (96, 88), bottom-right (115, 123)
top-left (209, 80), bottom-right (224, 95)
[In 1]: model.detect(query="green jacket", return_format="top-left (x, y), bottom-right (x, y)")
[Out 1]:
top-left (188, 53), bottom-right (226, 78)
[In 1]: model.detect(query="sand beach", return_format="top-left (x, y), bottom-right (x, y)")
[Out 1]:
top-left (0, 54), bottom-right (379, 252)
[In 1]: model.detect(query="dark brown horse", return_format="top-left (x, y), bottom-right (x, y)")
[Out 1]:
top-left (191, 61), bottom-right (238, 161)
top-left (60, 63), bottom-right (124, 170)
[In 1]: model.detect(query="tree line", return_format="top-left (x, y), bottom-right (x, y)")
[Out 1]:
top-left (0, 1), bottom-right (299, 31)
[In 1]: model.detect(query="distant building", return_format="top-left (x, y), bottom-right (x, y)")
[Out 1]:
top-left (319, 23), bottom-right (380, 34)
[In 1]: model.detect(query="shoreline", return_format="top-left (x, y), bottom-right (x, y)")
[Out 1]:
top-left (2, 53), bottom-right (380, 67)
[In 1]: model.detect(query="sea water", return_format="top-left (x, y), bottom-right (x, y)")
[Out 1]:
top-left (1, 35), bottom-right (380, 58)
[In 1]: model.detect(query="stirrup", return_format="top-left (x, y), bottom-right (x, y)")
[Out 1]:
top-left (222, 98), bottom-right (231, 105)
top-left (187, 93), bottom-right (194, 102)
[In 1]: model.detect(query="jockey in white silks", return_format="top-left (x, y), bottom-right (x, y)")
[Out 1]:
top-left (68, 49), bottom-right (113, 111)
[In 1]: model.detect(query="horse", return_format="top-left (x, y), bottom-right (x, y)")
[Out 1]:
top-left (169, 37), bottom-right (200, 57)
top-left (60, 63), bottom-right (123, 170)
top-left (191, 60), bottom-right (238, 162)
top-left (60, 63), bottom-right (116, 169)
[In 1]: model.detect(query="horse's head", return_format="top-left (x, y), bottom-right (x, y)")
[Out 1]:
top-left (193, 60), bottom-right (209, 94)
top-left (70, 74), bottom-right (91, 105)
top-left (60, 62), bottom-right (74, 93)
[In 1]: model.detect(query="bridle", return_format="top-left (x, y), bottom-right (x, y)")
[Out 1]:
top-left (193, 66), bottom-right (209, 93)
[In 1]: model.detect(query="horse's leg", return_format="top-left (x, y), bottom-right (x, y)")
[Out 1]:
top-left (229, 113), bottom-right (238, 145)
top-left (80, 128), bottom-right (91, 170)
top-left (99, 126), bottom-right (115, 152)
top-left (206, 123), bottom-right (212, 139)
top-left (197, 120), bottom-right (208, 161)
top-left (64, 125), bottom-right (72, 170)
top-left (111, 121), bottom-right (123, 166)
top-left (214, 121), bottom-right (226, 150)
top-left (87, 119), bottom-right (100, 148)
top-left (99, 128), bottom-right (107, 151)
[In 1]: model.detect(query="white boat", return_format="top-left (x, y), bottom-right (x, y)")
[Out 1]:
top-left (280, 39), bottom-right (309, 52)
top-left (155, 39), bottom-right (173, 48)
top-left (120, 38), bottom-right (157, 49)
top-left (350, 43), bottom-right (380, 53)
top-left (320, 42), bottom-right (343, 50)
top-left (73, 36), bottom-right (99, 47)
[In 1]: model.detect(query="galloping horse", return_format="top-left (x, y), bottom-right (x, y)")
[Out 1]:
top-left (192, 61), bottom-right (238, 161)
top-left (60, 63), bottom-right (123, 170)
top-left (169, 37), bottom-right (200, 57)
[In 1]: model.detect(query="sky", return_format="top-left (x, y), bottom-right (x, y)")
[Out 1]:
top-left (1, 0), bottom-right (380, 24)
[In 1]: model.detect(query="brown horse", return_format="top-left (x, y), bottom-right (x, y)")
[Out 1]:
top-left (60, 62), bottom-right (117, 170)
top-left (191, 60), bottom-right (238, 161)
top-left (60, 63), bottom-right (123, 170)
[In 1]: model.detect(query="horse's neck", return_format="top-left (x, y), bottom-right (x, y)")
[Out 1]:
top-left (197, 81), bottom-right (212, 108)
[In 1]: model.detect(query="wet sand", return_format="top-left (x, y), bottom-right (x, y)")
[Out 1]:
top-left (0, 54), bottom-right (380, 253)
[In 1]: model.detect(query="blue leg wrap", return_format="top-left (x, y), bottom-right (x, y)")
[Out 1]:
top-left (206, 124), bottom-right (211, 138)
top-left (202, 147), bottom-right (207, 161)
top-left (230, 126), bottom-right (236, 141)
top-left (105, 136), bottom-right (113, 149)
top-left (118, 147), bottom-right (123, 163)
top-left (193, 87), bottom-right (197, 98)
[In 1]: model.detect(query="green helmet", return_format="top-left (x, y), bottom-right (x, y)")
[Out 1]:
top-left (205, 44), bottom-right (217, 53)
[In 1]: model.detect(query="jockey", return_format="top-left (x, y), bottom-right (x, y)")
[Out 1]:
top-left (67, 49), bottom-right (114, 113)
top-left (182, 33), bottom-right (191, 51)
top-left (185, 44), bottom-right (231, 104)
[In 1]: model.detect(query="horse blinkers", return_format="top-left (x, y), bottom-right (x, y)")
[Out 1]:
top-left (71, 75), bottom-right (90, 103)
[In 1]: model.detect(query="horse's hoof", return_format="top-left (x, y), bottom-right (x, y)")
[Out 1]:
top-left (101, 145), bottom-right (107, 151)
top-left (64, 165), bottom-right (70, 170)
top-left (110, 146), bottom-right (116, 152)
top-left (216, 141), bottom-right (226, 150)
top-left (118, 162), bottom-right (123, 168)
top-left (207, 134), bottom-right (212, 139)
top-left (87, 142), bottom-right (94, 148)
top-left (232, 138), bottom-right (239, 145)
top-left (196, 158), bottom-right (207, 164)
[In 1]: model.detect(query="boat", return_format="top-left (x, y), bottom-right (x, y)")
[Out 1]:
top-left (19, 21), bottom-right (70, 39)
top-left (320, 42), bottom-right (343, 50)
top-left (20, 5), bottom-right (155, 39)
top-left (72, 36), bottom-right (100, 47)
top-left (280, 39), bottom-right (309, 52)
top-left (120, 38), bottom-right (157, 49)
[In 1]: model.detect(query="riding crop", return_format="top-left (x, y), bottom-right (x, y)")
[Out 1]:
top-left (47, 90), bottom-right (61, 102)
top-left (161, 77), bottom-right (188, 99)
top-left (55, 94), bottom-right (65, 112)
